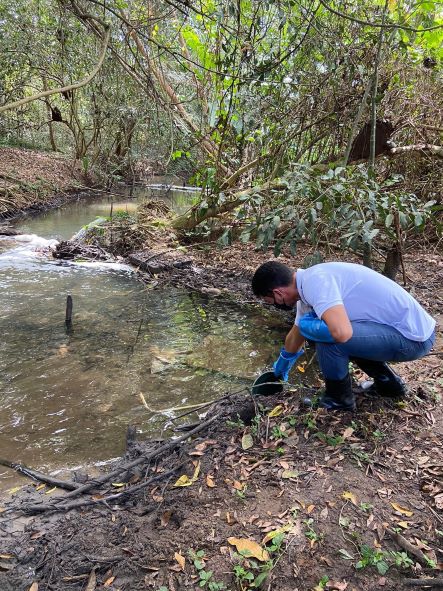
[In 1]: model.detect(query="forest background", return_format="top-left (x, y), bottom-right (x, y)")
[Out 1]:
top-left (0, 0), bottom-right (442, 268)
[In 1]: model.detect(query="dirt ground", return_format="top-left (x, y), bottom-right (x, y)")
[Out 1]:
top-left (1, 153), bottom-right (442, 590)
top-left (0, 147), bottom-right (88, 217)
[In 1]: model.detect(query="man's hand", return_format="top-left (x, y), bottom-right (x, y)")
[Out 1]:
top-left (273, 347), bottom-right (304, 381)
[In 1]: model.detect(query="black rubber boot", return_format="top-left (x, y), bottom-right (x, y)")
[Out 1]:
top-left (350, 357), bottom-right (407, 398)
top-left (303, 374), bottom-right (356, 411)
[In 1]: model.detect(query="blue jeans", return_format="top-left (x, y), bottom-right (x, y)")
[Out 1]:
top-left (316, 321), bottom-right (436, 380)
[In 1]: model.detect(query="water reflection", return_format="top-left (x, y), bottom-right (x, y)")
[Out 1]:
top-left (16, 177), bottom-right (199, 241)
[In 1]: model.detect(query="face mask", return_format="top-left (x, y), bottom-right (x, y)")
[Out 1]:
top-left (274, 302), bottom-right (293, 311)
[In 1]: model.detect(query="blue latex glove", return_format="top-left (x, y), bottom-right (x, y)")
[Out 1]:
top-left (299, 312), bottom-right (335, 343)
top-left (273, 347), bottom-right (304, 381)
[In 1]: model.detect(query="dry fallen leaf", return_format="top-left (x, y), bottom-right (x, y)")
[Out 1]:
top-left (241, 433), bottom-right (253, 450)
top-left (174, 552), bottom-right (185, 571)
top-left (161, 511), bottom-right (172, 527)
top-left (29, 584), bottom-right (38, 591)
top-left (326, 581), bottom-right (348, 591)
top-left (0, 554), bottom-right (13, 559)
top-left (281, 470), bottom-right (299, 479)
top-left (342, 427), bottom-right (354, 439)
top-left (307, 504), bottom-right (316, 514)
top-left (391, 502), bottom-right (413, 517)
top-left (103, 576), bottom-right (115, 587)
top-left (206, 474), bottom-right (216, 488)
top-left (262, 524), bottom-right (292, 544)
top-left (342, 491), bottom-right (358, 505)
top-left (435, 493), bottom-right (443, 510)
top-left (227, 537), bottom-right (269, 562)
top-left (85, 569), bottom-right (96, 591)
top-left (268, 405), bottom-right (284, 418)
top-left (297, 365), bottom-right (305, 373)
top-left (174, 461), bottom-right (200, 487)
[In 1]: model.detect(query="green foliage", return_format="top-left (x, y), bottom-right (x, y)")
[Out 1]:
top-left (189, 549), bottom-right (226, 590)
top-left (356, 544), bottom-right (390, 575)
top-left (236, 164), bottom-right (438, 256)
top-left (354, 544), bottom-right (416, 574)
top-left (358, 544), bottom-right (416, 574)
top-left (315, 575), bottom-right (330, 590)
top-left (231, 532), bottom-right (285, 589)
top-left (303, 518), bottom-right (323, 544)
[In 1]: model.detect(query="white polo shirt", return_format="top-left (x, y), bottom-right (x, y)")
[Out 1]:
top-left (295, 262), bottom-right (436, 342)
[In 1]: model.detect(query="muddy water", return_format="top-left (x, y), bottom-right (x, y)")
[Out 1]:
top-left (0, 185), bottom-right (291, 489)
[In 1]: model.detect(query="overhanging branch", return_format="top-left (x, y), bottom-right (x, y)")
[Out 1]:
top-left (0, 25), bottom-right (111, 114)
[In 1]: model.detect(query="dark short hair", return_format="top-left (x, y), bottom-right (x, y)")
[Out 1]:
top-left (251, 261), bottom-right (293, 297)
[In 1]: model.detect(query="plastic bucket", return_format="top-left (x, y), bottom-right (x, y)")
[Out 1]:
top-left (251, 370), bottom-right (283, 396)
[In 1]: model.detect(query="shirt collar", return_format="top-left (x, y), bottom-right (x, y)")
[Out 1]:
top-left (295, 268), bottom-right (308, 304)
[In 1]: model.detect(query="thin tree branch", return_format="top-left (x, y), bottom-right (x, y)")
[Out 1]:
top-left (317, 0), bottom-right (443, 31)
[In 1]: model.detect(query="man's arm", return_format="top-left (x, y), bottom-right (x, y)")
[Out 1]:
top-left (322, 304), bottom-right (353, 343)
top-left (284, 324), bottom-right (306, 353)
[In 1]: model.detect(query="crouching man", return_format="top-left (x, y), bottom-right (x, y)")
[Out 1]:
top-left (251, 261), bottom-right (436, 411)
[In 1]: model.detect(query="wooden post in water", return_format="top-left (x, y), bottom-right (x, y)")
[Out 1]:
top-left (65, 295), bottom-right (73, 333)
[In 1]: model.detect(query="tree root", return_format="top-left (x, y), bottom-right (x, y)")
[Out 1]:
top-left (15, 412), bottom-right (220, 515)
top-left (0, 458), bottom-right (80, 491)
top-left (404, 578), bottom-right (443, 588)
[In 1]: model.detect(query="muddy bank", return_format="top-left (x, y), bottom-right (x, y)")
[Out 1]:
top-left (1, 376), bottom-right (443, 591)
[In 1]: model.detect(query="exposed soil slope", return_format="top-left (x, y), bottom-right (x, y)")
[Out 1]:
top-left (0, 147), bottom-right (87, 217)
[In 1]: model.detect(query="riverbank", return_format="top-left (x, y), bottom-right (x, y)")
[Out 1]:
top-left (1, 369), bottom-right (443, 591)
top-left (1, 150), bottom-right (442, 590)
top-left (1, 239), bottom-right (442, 590)
top-left (0, 147), bottom-right (91, 218)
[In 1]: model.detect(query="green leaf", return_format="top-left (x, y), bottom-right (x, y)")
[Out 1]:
top-left (252, 572), bottom-right (269, 587)
top-left (376, 560), bottom-right (389, 575)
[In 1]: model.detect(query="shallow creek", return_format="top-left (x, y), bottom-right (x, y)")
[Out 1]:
top-left (0, 183), bottom-right (290, 489)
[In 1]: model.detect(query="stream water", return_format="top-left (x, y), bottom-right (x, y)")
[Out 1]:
top-left (0, 182), bottom-right (289, 489)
